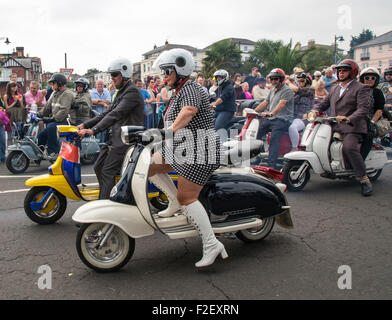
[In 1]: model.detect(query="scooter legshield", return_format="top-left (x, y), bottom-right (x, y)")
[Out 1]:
top-left (283, 151), bottom-right (324, 174)
top-left (72, 200), bottom-right (155, 239)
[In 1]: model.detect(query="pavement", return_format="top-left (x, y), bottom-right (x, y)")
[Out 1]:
top-left (0, 154), bottom-right (392, 300)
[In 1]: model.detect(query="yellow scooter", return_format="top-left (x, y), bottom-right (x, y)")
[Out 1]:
top-left (23, 125), bottom-right (172, 224)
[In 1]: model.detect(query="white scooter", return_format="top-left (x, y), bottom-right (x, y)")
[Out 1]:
top-left (282, 111), bottom-right (391, 191)
top-left (72, 126), bottom-right (293, 272)
top-left (224, 108), bottom-right (293, 165)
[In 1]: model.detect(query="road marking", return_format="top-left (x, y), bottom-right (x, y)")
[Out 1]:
top-left (0, 174), bottom-right (97, 179)
top-left (0, 183), bottom-right (99, 195)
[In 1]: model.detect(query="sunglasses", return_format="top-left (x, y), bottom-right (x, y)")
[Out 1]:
top-left (270, 77), bottom-right (280, 81)
top-left (364, 76), bottom-right (377, 81)
top-left (110, 72), bottom-right (121, 77)
top-left (162, 68), bottom-right (175, 76)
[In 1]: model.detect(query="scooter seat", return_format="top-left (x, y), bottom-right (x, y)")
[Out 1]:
top-left (223, 140), bottom-right (263, 166)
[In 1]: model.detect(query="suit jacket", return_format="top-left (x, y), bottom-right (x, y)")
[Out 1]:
top-left (84, 80), bottom-right (144, 152)
top-left (315, 80), bottom-right (371, 134)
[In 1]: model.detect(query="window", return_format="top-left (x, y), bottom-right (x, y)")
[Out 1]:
top-left (193, 51), bottom-right (197, 57)
top-left (390, 43), bottom-right (392, 49)
top-left (379, 44), bottom-right (383, 50)
top-left (362, 63), bottom-right (369, 69)
top-left (379, 61), bottom-right (383, 68)
top-left (143, 64), bottom-right (146, 73)
top-left (244, 46), bottom-right (248, 52)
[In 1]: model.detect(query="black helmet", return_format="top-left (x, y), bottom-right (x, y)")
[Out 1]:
top-left (384, 67), bottom-right (392, 77)
top-left (48, 73), bottom-right (67, 87)
top-left (297, 72), bottom-right (312, 86)
top-left (74, 77), bottom-right (90, 92)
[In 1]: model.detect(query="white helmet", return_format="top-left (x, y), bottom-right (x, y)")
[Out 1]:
top-left (108, 57), bottom-right (133, 79)
top-left (313, 71), bottom-right (322, 77)
top-left (153, 48), bottom-right (195, 77)
top-left (213, 69), bottom-right (229, 86)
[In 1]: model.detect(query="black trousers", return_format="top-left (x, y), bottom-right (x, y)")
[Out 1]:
top-left (94, 144), bottom-right (126, 199)
top-left (342, 133), bottom-right (366, 179)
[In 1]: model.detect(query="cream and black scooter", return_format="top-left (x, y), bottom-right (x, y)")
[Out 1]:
top-left (72, 126), bottom-right (293, 272)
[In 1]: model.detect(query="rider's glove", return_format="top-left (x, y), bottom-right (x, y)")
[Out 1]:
top-left (42, 117), bottom-right (55, 123)
top-left (71, 102), bottom-right (79, 109)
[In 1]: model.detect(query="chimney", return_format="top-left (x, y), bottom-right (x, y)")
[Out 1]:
top-left (16, 47), bottom-right (24, 58)
top-left (165, 40), bottom-right (169, 46)
top-left (153, 44), bottom-right (157, 49)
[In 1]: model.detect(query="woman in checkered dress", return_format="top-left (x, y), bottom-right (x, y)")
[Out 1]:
top-left (148, 48), bottom-right (228, 268)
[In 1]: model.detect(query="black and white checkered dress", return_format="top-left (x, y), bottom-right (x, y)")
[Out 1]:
top-left (162, 80), bottom-right (221, 186)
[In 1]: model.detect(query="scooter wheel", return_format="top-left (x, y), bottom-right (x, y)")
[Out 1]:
top-left (282, 160), bottom-right (310, 192)
top-left (368, 169), bottom-right (382, 182)
top-left (6, 151), bottom-right (30, 174)
top-left (76, 223), bottom-right (135, 273)
top-left (150, 193), bottom-right (169, 211)
top-left (236, 217), bottom-right (275, 243)
top-left (80, 153), bottom-right (99, 165)
top-left (24, 187), bottom-right (67, 224)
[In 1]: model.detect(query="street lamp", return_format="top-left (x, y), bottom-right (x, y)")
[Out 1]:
top-left (334, 35), bottom-right (344, 64)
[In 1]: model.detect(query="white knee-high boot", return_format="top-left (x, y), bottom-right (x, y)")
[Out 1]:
top-left (149, 173), bottom-right (181, 217)
top-left (183, 201), bottom-right (228, 268)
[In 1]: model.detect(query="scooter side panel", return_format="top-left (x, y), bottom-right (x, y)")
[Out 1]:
top-left (199, 174), bottom-right (287, 221)
top-left (365, 150), bottom-right (388, 169)
top-left (72, 200), bottom-right (155, 239)
top-left (25, 175), bottom-right (81, 200)
top-left (8, 144), bottom-right (40, 161)
top-left (283, 151), bottom-right (324, 173)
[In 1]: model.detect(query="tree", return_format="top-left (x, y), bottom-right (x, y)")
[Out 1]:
top-left (202, 39), bottom-right (242, 78)
top-left (300, 46), bottom-right (346, 75)
top-left (249, 39), bottom-right (314, 76)
top-left (348, 29), bottom-right (376, 58)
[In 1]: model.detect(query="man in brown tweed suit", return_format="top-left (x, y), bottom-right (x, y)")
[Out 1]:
top-left (315, 59), bottom-right (373, 196)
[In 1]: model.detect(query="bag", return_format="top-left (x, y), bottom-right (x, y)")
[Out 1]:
top-left (375, 117), bottom-right (391, 137)
top-left (0, 110), bottom-right (10, 126)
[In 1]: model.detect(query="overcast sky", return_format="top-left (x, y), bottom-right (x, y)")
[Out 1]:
top-left (1, 0), bottom-right (391, 75)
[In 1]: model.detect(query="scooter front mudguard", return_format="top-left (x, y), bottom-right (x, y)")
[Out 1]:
top-left (8, 144), bottom-right (40, 161)
top-left (283, 151), bottom-right (324, 174)
top-left (25, 175), bottom-right (81, 201)
top-left (72, 200), bottom-right (155, 239)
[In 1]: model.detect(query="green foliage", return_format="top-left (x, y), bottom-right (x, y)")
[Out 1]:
top-left (84, 68), bottom-right (100, 77)
top-left (299, 46), bottom-right (346, 74)
top-left (202, 39), bottom-right (242, 78)
top-left (249, 39), bottom-right (315, 76)
top-left (348, 29), bottom-right (376, 58)
top-left (66, 81), bottom-right (75, 89)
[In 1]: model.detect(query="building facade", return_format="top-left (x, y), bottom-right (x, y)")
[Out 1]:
top-left (353, 30), bottom-right (392, 73)
top-left (0, 47), bottom-right (43, 95)
top-left (204, 38), bottom-right (256, 62)
top-left (140, 41), bottom-right (205, 82)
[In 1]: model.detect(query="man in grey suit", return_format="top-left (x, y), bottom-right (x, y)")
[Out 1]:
top-left (78, 58), bottom-right (144, 199)
top-left (315, 59), bottom-right (373, 196)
